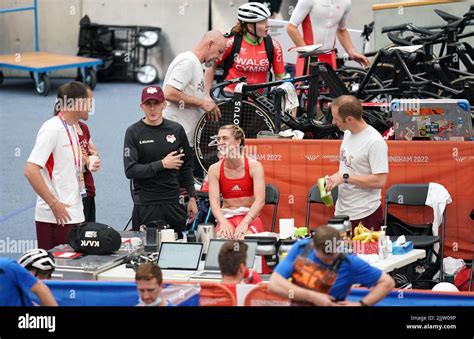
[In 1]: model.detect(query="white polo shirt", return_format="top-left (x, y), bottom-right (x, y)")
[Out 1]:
top-left (27, 116), bottom-right (85, 224)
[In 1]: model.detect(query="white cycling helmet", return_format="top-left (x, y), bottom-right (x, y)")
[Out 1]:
top-left (18, 248), bottom-right (56, 271)
top-left (238, 2), bottom-right (271, 23)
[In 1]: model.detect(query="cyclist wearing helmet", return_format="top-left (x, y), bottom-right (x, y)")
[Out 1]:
top-left (204, 2), bottom-right (285, 94)
top-left (19, 248), bottom-right (56, 280)
top-left (0, 255), bottom-right (57, 306)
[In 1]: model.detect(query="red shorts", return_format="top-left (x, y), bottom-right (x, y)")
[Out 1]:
top-left (350, 205), bottom-right (383, 232)
top-left (35, 221), bottom-right (76, 250)
top-left (216, 214), bottom-right (264, 236)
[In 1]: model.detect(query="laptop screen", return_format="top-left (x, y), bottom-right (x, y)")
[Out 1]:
top-left (204, 239), bottom-right (258, 271)
top-left (158, 242), bottom-right (203, 270)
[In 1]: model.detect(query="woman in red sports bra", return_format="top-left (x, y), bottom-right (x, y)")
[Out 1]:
top-left (207, 125), bottom-right (266, 240)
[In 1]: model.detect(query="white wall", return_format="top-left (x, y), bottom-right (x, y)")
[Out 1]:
top-left (1, 0), bottom-right (472, 78)
top-left (0, 0), bottom-right (208, 77)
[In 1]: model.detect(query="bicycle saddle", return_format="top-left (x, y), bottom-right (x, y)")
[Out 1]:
top-left (434, 9), bottom-right (461, 23)
top-left (387, 32), bottom-right (414, 47)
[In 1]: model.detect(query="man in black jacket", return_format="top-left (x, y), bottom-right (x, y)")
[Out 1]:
top-left (123, 86), bottom-right (198, 234)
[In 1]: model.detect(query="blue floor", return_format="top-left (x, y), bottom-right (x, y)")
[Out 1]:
top-left (0, 78), bottom-right (156, 258)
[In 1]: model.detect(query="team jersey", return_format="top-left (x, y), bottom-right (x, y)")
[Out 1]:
top-left (217, 34), bottom-right (285, 91)
top-left (289, 0), bottom-right (351, 50)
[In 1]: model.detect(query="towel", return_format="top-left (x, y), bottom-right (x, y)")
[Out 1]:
top-left (222, 207), bottom-right (250, 219)
top-left (425, 183), bottom-right (452, 255)
top-left (277, 82), bottom-right (299, 113)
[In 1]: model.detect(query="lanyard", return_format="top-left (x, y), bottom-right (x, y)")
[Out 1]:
top-left (57, 112), bottom-right (81, 170)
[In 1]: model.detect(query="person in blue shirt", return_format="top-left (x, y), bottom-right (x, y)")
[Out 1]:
top-left (0, 257), bottom-right (57, 306)
top-left (269, 226), bottom-right (394, 306)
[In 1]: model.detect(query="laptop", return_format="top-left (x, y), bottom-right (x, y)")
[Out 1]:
top-left (391, 99), bottom-right (473, 141)
top-left (189, 239), bottom-right (258, 281)
top-left (157, 242), bottom-right (203, 281)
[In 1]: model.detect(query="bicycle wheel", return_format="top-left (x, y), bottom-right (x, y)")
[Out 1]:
top-left (336, 66), bottom-right (388, 102)
top-left (439, 75), bottom-right (474, 105)
top-left (194, 100), bottom-right (275, 174)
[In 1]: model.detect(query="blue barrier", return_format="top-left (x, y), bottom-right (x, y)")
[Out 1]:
top-left (40, 281), bottom-right (200, 306)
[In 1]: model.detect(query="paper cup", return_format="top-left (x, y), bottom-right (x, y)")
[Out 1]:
top-left (160, 229), bottom-right (175, 243)
top-left (279, 218), bottom-right (295, 239)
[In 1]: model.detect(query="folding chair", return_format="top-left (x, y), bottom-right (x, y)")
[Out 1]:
top-left (305, 184), bottom-right (338, 229)
top-left (265, 184), bottom-right (280, 232)
top-left (383, 184), bottom-right (446, 283)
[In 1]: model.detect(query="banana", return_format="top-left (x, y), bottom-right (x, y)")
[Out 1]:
top-left (352, 232), bottom-right (370, 241)
top-left (371, 232), bottom-right (380, 241)
top-left (355, 224), bottom-right (365, 237)
top-left (354, 226), bottom-right (360, 237)
top-left (362, 233), bottom-right (372, 243)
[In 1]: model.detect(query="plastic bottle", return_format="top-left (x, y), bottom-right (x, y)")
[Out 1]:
top-left (386, 236), bottom-right (393, 255)
top-left (379, 226), bottom-right (388, 260)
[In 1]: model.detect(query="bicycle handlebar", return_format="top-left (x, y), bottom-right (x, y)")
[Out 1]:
top-left (382, 23), bottom-right (410, 34)
top-left (209, 77), bottom-right (247, 101)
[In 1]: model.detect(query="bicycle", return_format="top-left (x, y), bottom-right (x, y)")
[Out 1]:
top-left (194, 45), bottom-right (394, 173)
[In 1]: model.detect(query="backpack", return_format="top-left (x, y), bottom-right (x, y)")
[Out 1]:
top-left (221, 33), bottom-right (275, 81)
top-left (68, 222), bottom-right (122, 255)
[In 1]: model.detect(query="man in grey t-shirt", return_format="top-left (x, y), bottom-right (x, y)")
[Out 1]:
top-left (325, 95), bottom-right (389, 231)
top-left (163, 30), bottom-right (227, 178)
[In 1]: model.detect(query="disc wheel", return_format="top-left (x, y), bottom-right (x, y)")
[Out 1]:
top-left (194, 100), bottom-right (275, 174)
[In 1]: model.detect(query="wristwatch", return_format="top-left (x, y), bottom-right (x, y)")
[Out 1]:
top-left (343, 173), bottom-right (350, 184)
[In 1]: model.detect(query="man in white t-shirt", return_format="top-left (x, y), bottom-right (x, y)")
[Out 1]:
top-left (163, 30), bottom-right (227, 178)
top-left (287, 0), bottom-right (369, 74)
top-left (325, 95), bottom-right (388, 231)
top-left (24, 82), bottom-right (92, 250)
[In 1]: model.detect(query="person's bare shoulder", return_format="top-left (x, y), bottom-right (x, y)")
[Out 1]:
top-left (208, 160), bottom-right (223, 177)
top-left (248, 158), bottom-right (264, 176)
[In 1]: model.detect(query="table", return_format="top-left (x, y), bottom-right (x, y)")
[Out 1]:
top-left (97, 249), bottom-right (426, 281)
top-left (357, 249), bottom-right (426, 272)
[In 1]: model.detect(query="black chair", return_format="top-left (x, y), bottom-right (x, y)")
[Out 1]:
top-left (265, 184), bottom-right (280, 232)
top-left (305, 184), bottom-right (338, 229)
top-left (383, 184), bottom-right (446, 283)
